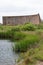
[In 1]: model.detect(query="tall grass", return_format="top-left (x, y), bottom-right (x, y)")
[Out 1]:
top-left (13, 32), bottom-right (26, 41)
top-left (0, 31), bottom-right (9, 39)
top-left (14, 34), bottom-right (39, 52)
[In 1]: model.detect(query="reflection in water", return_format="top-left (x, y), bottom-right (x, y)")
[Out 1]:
top-left (0, 40), bottom-right (18, 65)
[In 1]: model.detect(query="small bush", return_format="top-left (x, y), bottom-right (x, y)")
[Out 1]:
top-left (11, 26), bottom-right (21, 31)
top-left (37, 24), bottom-right (43, 29)
top-left (22, 24), bottom-right (36, 31)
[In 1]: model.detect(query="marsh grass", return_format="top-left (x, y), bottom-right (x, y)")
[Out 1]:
top-left (14, 34), bottom-right (39, 52)
top-left (0, 23), bottom-right (43, 65)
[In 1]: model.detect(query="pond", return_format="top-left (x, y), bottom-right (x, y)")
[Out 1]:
top-left (0, 40), bottom-right (18, 65)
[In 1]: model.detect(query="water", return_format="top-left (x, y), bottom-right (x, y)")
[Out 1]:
top-left (0, 40), bottom-right (18, 65)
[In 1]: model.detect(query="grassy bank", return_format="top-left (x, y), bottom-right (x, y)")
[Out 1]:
top-left (0, 23), bottom-right (43, 65)
top-left (14, 33), bottom-right (39, 52)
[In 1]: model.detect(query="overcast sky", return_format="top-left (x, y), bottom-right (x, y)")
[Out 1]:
top-left (0, 0), bottom-right (43, 23)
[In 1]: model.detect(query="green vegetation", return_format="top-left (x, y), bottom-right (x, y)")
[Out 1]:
top-left (0, 31), bottom-right (10, 39)
top-left (15, 34), bottom-right (39, 52)
top-left (0, 23), bottom-right (43, 65)
top-left (21, 23), bottom-right (37, 31)
top-left (17, 41), bottom-right (43, 65)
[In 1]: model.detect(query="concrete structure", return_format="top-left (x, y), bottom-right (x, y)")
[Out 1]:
top-left (2, 14), bottom-right (41, 25)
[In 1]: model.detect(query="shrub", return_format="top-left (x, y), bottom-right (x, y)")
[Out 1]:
top-left (37, 24), bottom-right (43, 29)
top-left (22, 24), bottom-right (36, 31)
top-left (11, 26), bottom-right (21, 31)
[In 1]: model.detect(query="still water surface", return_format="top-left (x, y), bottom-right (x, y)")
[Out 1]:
top-left (0, 40), bottom-right (18, 65)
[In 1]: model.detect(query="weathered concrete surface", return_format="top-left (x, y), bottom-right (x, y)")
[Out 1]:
top-left (3, 14), bottom-right (41, 25)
